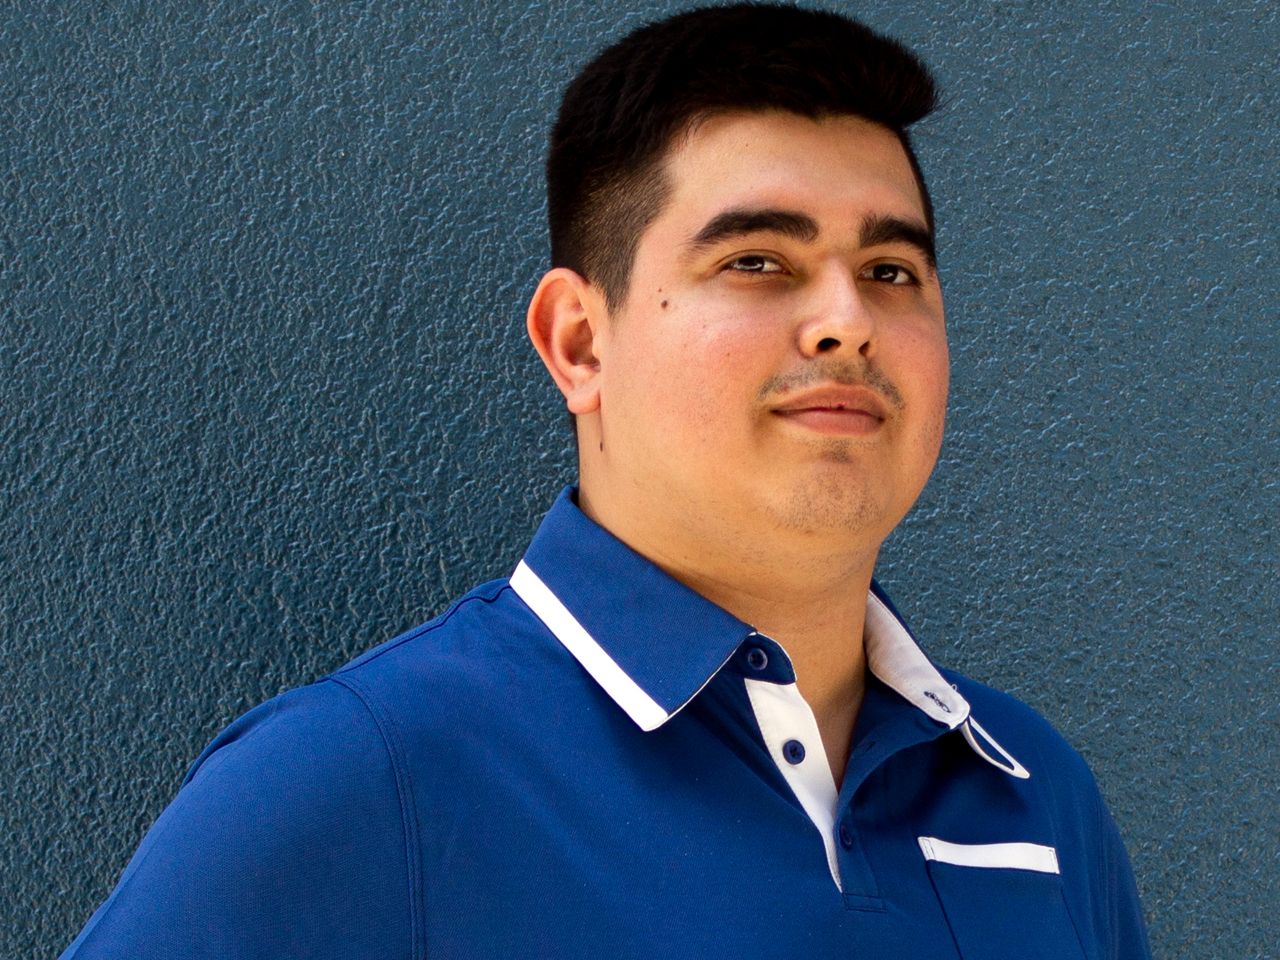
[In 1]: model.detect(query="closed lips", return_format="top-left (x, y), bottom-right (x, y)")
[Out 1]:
top-left (771, 385), bottom-right (887, 420)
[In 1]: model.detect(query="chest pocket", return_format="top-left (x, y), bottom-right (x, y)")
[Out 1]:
top-left (919, 838), bottom-right (1088, 960)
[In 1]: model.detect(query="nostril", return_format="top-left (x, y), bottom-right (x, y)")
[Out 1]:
top-left (816, 337), bottom-right (841, 351)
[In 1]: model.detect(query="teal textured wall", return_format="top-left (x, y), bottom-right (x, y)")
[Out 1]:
top-left (3, 2), bottom-right (1275, 956)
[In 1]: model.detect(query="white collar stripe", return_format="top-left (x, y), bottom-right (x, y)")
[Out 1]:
top-left (864, 593), bottom-right (1030, 779)
top-left (513, 558), bottom-right (1031, 779)
top-left (510, 561), bottom-right (670, 732)
top-left (864, 592), bottom-right (969, 728)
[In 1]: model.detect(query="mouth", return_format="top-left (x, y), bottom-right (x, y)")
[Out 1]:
top-left (769, 384), bottom-right (889, 436)
top-left (771, 406), bottom-right (884, 436)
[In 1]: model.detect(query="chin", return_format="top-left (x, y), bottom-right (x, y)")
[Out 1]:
top-left (772, 483), bottom-right (895, 540)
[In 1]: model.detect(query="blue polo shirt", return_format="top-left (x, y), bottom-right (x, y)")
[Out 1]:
top-left (62, 486), bottom-right (1150, 959)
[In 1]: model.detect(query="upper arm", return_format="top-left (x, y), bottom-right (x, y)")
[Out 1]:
top-left (1095, 789), bottom-right (1151, 960)
top-left (60, 680), bottom-right (415, 960)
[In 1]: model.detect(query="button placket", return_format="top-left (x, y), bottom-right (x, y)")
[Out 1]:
top-left (742, 675), bottom-right (842, 891)
top-left (834, 805), bottom-right (882, 911)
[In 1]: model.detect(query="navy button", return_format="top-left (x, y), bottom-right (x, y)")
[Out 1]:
top-left (839, 822), bottom-right (854, 849)
top-left (746, 647), bottom-right (769, 671)
top-left (783, 739), bottom-right (806, 764)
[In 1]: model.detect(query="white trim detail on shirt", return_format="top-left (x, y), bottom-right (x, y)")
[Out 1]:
top-left (917, 837), bottom-right (1060, 874)
top-left (864, 594), bottom-right (1030, 780)
top-left (961, 716), bottom-right (1032, 780)
top-left (743, 677), bottom-right (843, 892)
top-left (510, 561), bottom-right (670, 732)
top-left (513, 558), bottom-right (1033, 781)
top-left (864, 592), bottom-right (969, 728)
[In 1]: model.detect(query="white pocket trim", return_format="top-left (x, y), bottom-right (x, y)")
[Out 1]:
top-left (918, 837), bottom-right (1060, 875)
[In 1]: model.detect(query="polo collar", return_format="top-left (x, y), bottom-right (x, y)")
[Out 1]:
top-left (512, 486), bottom-right (1029, 779)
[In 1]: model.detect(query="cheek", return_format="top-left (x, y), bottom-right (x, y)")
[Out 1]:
top-left (890, 323), bottom-right (948, 431)
top-left (637, 307), bottom-right (765, 406)
top-left (914, 337), bottom-right (950, 450)
top-left (691, 317), bottom-right (784, 446)
top-left (904, 316), bottom-right (948, 378)
top-left (918, 343), bottom-right (949, 407)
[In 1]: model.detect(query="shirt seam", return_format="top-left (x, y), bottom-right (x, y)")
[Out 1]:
top-left (335, 581), bottom-right (511, 676)
top-left (1094, 770), bottom-right (1118, 960)
top-left (180, 697), bottom-right (287, 787)
top-left (326, 674), bottom-right (425, 960)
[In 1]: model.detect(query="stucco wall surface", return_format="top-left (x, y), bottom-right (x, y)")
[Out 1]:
top-left (2, 2), bottom-right (1275, 957)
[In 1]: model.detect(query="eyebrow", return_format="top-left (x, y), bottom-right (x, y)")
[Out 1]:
top-left (684, 206), bottom-right (936, 270)
top-left (685, 208), bottom-right (819, 251)
top-left (859, 213), bottom-right (937, 270)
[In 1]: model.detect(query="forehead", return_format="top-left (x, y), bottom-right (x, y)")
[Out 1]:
top-left (657, 110), bottom-right (926, 232)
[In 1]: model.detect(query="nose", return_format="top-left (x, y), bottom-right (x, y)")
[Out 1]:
top-left (796, 266), bottom-right (875, 360)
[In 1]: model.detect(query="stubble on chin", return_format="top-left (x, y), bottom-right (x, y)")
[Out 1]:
top-left (774, 445), bottom-right (885, 537)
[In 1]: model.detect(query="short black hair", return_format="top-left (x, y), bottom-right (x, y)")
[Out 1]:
top-left (547, 3), bottom-right (940, 312)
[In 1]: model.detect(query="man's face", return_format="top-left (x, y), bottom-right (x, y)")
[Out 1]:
top-left (589, 110), bottom-right (948, 549)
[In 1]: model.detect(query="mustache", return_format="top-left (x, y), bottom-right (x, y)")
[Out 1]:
top-left (757, 362), bottom-right (905, 412)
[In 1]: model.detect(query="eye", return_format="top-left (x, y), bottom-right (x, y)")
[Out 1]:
top-left (724, 254), bottom-right (785, 274)
top-left (862, 262), bottom-right (918, 286)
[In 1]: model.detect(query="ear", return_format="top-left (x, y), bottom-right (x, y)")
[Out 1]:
top-left (526, 267), bottom-right (607, 415)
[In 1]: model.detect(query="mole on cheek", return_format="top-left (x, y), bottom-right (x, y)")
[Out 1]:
top-left (661, 300), bottom-right (669, 309)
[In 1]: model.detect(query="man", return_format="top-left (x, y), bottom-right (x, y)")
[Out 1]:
top-left (62, 5), bottom-right (1151, 958)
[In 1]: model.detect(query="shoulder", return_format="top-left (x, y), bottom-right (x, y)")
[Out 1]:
top-left (179, 678), bottom-right (413, 911)
top-left (184, 575), bottom-right (533, 823)
top-left (320, 575), bottom-right (569, 738)
top-left (63, 680), bottom-right (417, 959)
top-left (184, 575), bottom-right (534, 805)
top-left (327, 576), bottom-right (520, 690)
top-left (181, 676), bottom-right (397, 798)
top-left (63, 578), bottom-right (535, 959)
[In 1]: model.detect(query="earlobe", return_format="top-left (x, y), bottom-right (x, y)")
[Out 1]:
top-left (526, 268), bottom-right (605, 415)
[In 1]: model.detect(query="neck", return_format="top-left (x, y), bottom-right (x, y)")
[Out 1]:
top-left (575, 474), bottom-right (881, 640)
